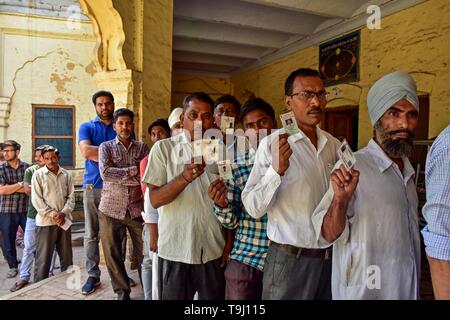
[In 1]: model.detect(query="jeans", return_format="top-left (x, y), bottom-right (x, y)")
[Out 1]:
top-left (83, 188), bottom-right (102, 279)
top-left (0, 212), bottom-right (27, 269)
top-left (141, 224), bottom-right (153, 300)
top-left (19, 218), bottom-right (57, 281)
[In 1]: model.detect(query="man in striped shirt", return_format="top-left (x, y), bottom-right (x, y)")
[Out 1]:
top-left (422, 124), bottom-right (450, 299)
top-left (208, 98), bottom-right (277, 300)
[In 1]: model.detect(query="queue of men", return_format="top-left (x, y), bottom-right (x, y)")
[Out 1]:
top-left (0, 67), bottom-right (448, 300)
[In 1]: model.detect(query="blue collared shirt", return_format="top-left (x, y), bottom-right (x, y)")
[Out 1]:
top-left (78, 116), bottom-right (116, 189)
top-left (421, 125), bottom-right (450, 260)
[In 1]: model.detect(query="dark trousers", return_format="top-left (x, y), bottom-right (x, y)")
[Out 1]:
top-left (99, 210), bottom-right (143, 300)
top-left (34, 225), bottom-right (73, 282)
top-left (0, 229), bottom-right (7, 260)
top-left (262, 243), bottom-right (332, 300)
top-left (0, 212), bottom-right (27, 268)
top-left (225, 259), bottom-right (263, 300)
top-left (158, 256), bottom-right (225, 300)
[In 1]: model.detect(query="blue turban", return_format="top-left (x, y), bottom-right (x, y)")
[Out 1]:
top-left (367, 71), bottom-right (419, 125)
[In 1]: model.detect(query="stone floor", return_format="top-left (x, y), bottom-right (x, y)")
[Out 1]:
top-left (0, 233), bottom-right (143, 300)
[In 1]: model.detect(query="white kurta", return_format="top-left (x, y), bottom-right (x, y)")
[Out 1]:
top-left (312, 139), bottom-right (421, 300)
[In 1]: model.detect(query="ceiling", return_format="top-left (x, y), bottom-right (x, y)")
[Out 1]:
top-left (172, 0), bottom-right (426, 77)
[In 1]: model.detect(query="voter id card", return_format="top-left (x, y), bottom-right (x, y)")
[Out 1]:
top-left (280, 111), bottom-right (300, 136)
top-left (221, 116), bottom-right (235, 135)
top-left (337, 139), bottom-right (356, 171)
top-left (218, 160), bottom-right (233, 181)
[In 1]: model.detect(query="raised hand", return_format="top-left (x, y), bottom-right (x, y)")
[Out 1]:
top-left (182, 162), bottom-right (206, 183)
top-left (208, 178), bottom-right (228, 208)
top-left (271, 133), bottom-right (292, 176)
top-left (330, 164), bottom-right (360, 203)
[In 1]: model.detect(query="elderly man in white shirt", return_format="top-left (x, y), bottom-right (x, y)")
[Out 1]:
top-left (242, 68), bottom-right (341, 300)
top-left (312, 71), bottom-right (421, 300)
top-left (31, 146), bottom-right (75, 283)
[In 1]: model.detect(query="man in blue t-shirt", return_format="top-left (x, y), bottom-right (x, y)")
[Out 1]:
top-left (78, 90), bottom-right (117, 294)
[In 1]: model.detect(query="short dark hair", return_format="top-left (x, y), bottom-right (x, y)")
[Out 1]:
top-left (41, 145), bottom-right (60, 157)
top-left (35, 144), bottom-right (50, 152)
top-left (214, 95), bottom-right (241, 114)
top-left (92, 90), bottom-right (114, 105)
top-left (241, 98), bottom-right (276, 122)
top-left (113, 108), bottom-right (134, 123)
top-left (3, 140), bottom-right (21, 151)
top-left (284, 68), bottom-right (320, 96)
top-left (182, 92), bottom-right (214, 112)
top-left (0, 142), bottom-right (4, 150)
top-left (148, 118), bottom-right (170, 135)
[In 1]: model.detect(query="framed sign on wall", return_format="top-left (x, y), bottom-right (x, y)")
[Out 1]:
top-left (319, 30), bottom-right (360, 86)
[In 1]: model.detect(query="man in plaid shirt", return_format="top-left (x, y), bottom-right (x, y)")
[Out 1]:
top-left (0, 140), bottom-right (30, 278)
top-left (208, 98), bottom-right (277, 300)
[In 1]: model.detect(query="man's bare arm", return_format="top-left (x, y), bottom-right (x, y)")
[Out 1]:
top-left (79, 140), bottom-right (99, 162)
top-left (321, 165), bottom-right (359, 243)
top-left (149, 163), bottom-right (205, 209)
top-left (23, 183), bottom-right (32, 196)
top-left (0, 183), bottom-right (23, 195)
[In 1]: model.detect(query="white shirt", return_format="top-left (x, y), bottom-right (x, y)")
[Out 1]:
top-left (31, 166), bottom-right (75, 227)
top-left (142, 133), bottom-right (225, 264)
top-left (242, 126), bottom-right (340, 248)
top-left (312, 139), bottom-right (421, 300)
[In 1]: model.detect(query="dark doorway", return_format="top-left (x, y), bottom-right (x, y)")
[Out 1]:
top-left (323, 105), bottom-right (359, 151)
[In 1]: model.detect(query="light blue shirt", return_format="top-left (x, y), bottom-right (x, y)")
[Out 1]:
top-left (421, 125), bottom-right (450, 261)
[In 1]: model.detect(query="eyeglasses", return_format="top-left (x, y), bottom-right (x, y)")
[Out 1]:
top-left (290, 91), bottom-right (328, 100)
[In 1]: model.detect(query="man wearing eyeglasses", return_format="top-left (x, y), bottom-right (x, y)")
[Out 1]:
top-left (0, 140), bottom-right (30, 279)
top-left (242, 68), bottom-right (341, 299)
top-left (143, 92), bottom-right (226, 300)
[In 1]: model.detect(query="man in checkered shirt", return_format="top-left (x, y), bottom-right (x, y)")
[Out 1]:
top-left (0, 140), bottom-right (30, 279)
top-left (208, 98), bottom-right (277, 300)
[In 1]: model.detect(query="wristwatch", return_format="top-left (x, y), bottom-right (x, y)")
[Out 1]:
top-left (17, 181), bottom-right (24, 187)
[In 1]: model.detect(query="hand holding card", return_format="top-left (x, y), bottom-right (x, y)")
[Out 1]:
top-left (280, 111), bottom-right (300, 136)
top-left (337, 139), bottom-right (356, 171)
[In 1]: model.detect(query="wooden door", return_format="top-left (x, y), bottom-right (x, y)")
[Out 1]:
top-left (324, 106), bottom-right (359, 150)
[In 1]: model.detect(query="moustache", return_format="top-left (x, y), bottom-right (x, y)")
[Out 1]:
top-left (307, 108), bottom-right (322, 114)
top-left (386, 129), bottom-right (414, 139)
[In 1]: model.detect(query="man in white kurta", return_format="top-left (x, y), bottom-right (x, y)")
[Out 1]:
top-left (312, 71), bottom-right (421, 300)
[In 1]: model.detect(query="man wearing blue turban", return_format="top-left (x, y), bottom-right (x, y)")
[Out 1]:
top-left (312, 71), bottom-right (422, 299)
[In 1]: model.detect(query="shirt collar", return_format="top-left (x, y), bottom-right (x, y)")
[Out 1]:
top-left (286, 125), bottom-right (329, 153)
top-left (172, 132), bottom-right (190, 145)
top-left (43, 165), bottom-right (63, 175)
top-left (5, 159), bottom-right (24, 169)
top-left (115, 136), bottom-right (135, 148)
top-left (367, 139), bottom-right (415, 180)
top-left (93, 116), bottom-right (113, 126)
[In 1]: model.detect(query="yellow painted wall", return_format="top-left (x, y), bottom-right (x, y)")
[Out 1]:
top-left (231, 0), bottom-right (450, 148)
top-left (141, 0), bottom-right (173, 141)
top-left (0, 13), bottom-right (98, 166)
top-left (171, 74), bottom-right (232, 108)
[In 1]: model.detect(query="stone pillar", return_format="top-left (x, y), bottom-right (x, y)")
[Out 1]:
top-left (80, 0), bottom-right (173, 145)
top-left (0, 97), bottom-right (11, 141)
